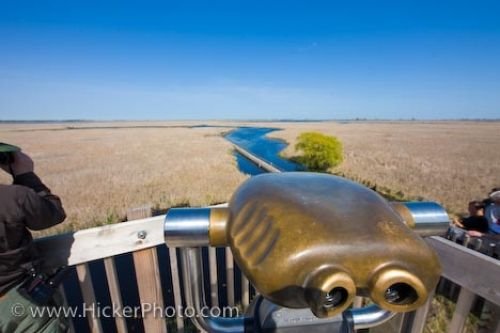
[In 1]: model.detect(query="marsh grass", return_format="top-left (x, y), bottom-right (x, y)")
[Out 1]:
top-left (425, 295), bottom-right (481, 333)
top-left (2, 120), bottom-right (498, 232)
top-left (0, 123), bottom-right (248, 235)
top-left (269, 121), bottom-right (500, 215)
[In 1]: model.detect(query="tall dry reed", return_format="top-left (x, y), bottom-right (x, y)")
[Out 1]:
top-left (268, 121), bottom-right (500, 215)
top-left (0, 123), bottom-right (247, 235)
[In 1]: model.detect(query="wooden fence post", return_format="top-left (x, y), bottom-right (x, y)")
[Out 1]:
top-left (226, 248), bottom-right (235, 307)
top-left (128, 206), bottom-right (167, 333)
top-left (168, 247), bottom-right (185, 331)
top-left (448, 287), bottom-right (475, 333)
top-left (209, 247), bottom-right (219, 308)
top-left (104, 257), bottom-right (128, 333)
top-left (76, 263), bottom-right (103, 333)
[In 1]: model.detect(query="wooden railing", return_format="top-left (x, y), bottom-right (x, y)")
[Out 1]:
top-left (35, 206), bottom-right (253, 333)
top-left (424, 237), bottom-right (500, 333)
top-left (35, 211), bottom-right (500, 333)
top-left (446, 225), bottom-right (500, 258)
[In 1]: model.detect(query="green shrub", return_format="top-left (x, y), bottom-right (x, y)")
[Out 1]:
top-left (294, 132), bottom-right (343, 172)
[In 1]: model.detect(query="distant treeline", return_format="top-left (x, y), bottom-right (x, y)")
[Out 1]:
top-left (0, 118), bottom-right (499, 123)
top-left (0, 120), bottom-right (92, 123)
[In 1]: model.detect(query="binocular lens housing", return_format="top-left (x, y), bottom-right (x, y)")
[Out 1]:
top-left (226, 173), bottom-right (442, 318)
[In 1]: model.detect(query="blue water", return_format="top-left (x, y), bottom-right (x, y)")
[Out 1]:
top-left (225, 127), bottom-right (303, 175)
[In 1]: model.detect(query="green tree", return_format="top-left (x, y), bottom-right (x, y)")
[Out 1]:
top-left (294, 132), bottom-right (343, 172)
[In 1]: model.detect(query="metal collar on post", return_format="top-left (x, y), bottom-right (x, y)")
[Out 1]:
top-left (164, 208), bottom-right (211, 247)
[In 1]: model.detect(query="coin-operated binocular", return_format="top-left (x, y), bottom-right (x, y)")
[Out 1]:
top-left (164, 173), bottom-right (449, 333)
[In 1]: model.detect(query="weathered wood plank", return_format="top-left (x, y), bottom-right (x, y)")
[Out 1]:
top-left (448, 287), bottom-right (475, 333)
top-left (395, 313), bottom-right (412, 333)
top-left (76, 263), bottom-right (103, 333)
top-left (226, 248), bottom-right (235, 307)
top-left (35, 215), bottom-right (165, 269)
top-left (133, 248), bottom-right (167, 333)
top-left (370, 313), bottom-right (405, 333)
top-left (168, 247), bottom-right (184, 331)
top-left (103, 257), bottom-right (128, 333)
top-left (481, 301), bottom-right (500, 333)
top-left (427, 236), bottom-right (500, 305)
top-left (209, 247), bottom-right (219, 307)
top-left (232, 145), bottom-right (281, 173)
top-left (493, 305), bottom-right (500, 333)
top-left (462, 234), bottom-right (470, 247)
top-left (409, 290), bottom-right (435, 333)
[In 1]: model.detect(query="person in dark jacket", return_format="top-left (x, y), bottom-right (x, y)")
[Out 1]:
top-left (0, 143), bottom-right (67, 332)
top-left (453, 200), bottom-right (489, 235)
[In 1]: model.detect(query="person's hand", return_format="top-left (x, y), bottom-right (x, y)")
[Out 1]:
top-left (452, 216), bottom-right (464, 228)
top-left (0, 151), bottom-right (34, 176)
top-left (467, 230), bottom-right (483, 237)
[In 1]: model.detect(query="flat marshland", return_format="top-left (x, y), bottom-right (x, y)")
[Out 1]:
top-left (268, 121), bottom-right (500, 215)
top-left (0, 123), bottom-right (247, 235)
top-left (1, 120), bottom-right (499, 234)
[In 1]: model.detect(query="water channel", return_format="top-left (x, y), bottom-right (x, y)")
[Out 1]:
top-left (225, 127), bottom-right (303, 175)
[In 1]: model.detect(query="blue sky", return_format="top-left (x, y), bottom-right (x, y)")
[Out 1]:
top-left (1, 1), bottom-right (499, 120)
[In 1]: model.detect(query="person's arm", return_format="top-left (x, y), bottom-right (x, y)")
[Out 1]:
top-left (452, 216), bottom-right (465, 228)
top-left (14, 172), bottom-right (66, 230)
top-left (4, 151), bottom-right (66, 230)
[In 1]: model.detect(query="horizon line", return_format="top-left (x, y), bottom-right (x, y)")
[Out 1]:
top-left (1, 118), bottom-right (500, 124)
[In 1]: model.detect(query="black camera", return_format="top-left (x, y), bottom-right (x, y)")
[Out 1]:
top-left (0, 152), bottom-right (14, 165)
top-left (0, 143), bottom-right (20, 165)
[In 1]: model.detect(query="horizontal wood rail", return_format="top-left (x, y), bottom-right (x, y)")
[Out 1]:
top-left (427, 236), bottom-right (500, 305)
top-left (35, 215), bottom-right (165, 269)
